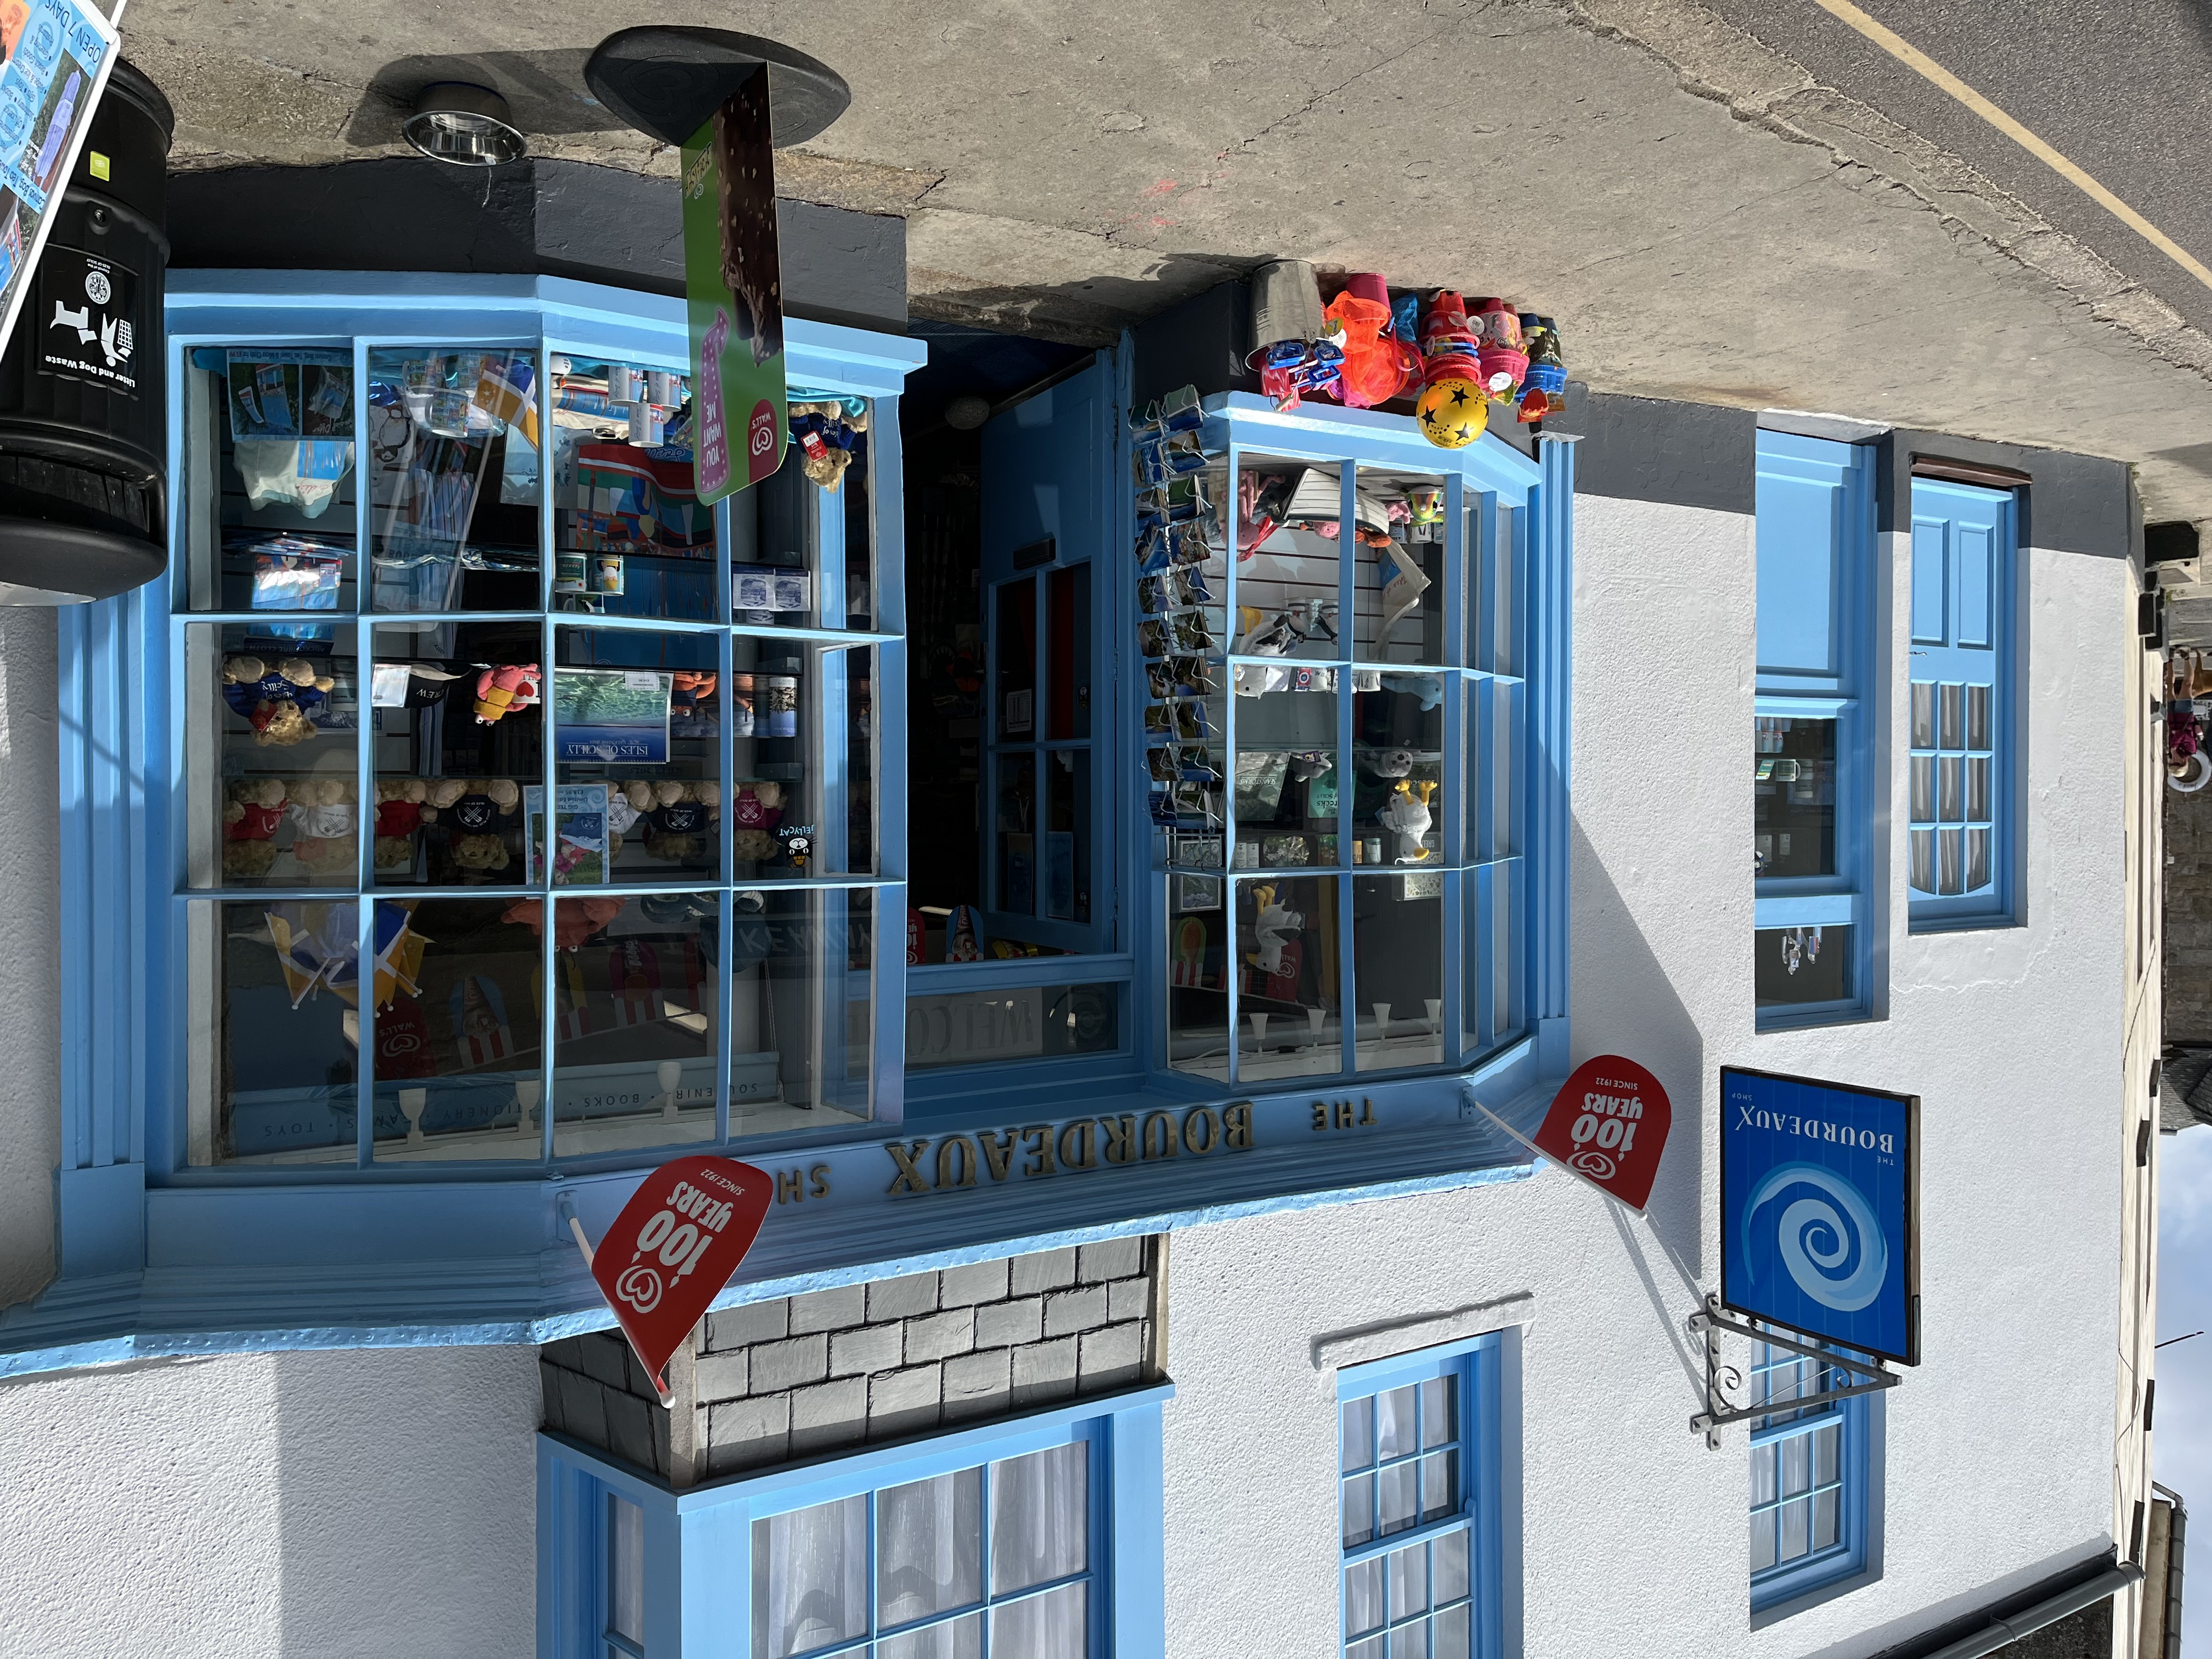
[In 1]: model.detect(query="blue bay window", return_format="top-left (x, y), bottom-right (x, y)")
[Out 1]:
top-left (541, 1386), bottom-right (1170, 1659)
top-left (9, 268), bottom-right (1571, 1375)
top-left (154, 276), bottom-right (919, 1171)
top-left (1753, 431), bottom-right (1876, 1027)
top-left (1337, 1336), bottom-right (1504, 1659)
top-left (1905, 477), bottom-right (2016, 928)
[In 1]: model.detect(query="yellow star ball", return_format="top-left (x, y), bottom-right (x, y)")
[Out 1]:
top-left (1415, 375), bottom-right (1488, 449)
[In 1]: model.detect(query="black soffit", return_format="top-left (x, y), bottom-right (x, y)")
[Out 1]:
top-left (583, 28), bottom-right (851, 149)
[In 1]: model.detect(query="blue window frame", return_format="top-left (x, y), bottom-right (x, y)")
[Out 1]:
top-left (1336, 1337), bottom-right (1503, 1659)
top-left (1149, 398), bottom-right (1555, 1091)
top-left (1753, 431), bottom-right (1876, 1026)
top-left (540, 1386), bottom-right (1169, 1659)
top-left (1906, 478), bottom-right (2016, 927)
top-left (1747, 1342), bottom-right (1872, 1612)
top-left (135, 275), bottom-right (923, 1173)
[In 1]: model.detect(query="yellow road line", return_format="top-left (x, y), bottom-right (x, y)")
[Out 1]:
top-left (1808, 0), bottom-right (2212, 293)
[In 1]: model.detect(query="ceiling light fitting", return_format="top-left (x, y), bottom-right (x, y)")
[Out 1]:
top-left (403, 82), bottom-right (526, 167)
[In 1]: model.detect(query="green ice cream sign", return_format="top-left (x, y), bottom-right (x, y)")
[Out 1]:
top-left (681, 67), bottom-right (787, 503)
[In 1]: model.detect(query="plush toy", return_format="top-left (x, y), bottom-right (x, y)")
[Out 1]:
top-left (374, 778), bottom-right (428, 869)
top-left (503, 896), bottom-right (623, 951)
top-left (473, 663), bottom-right (540, 725)
top-left (222, 655), bottom-right (335, 747)
top-left (644, 782), bottom-right (715, 862)
top-left (731, 780), bottom-right (784, 830)
top-left (1245, 884), bottom-right (1304, 979)
top-left (733, 827), bottom-right (778, 862)
top-left (1379, 778), bottom-right (1439, 863)
top-left (1380, 672), bottom-right (1446, 712)
top-left (423, 778), bottom-right (468, 816)
top-left (285, 777), bottom-right (356, 876)
top-left (450, 833), bottom-right (511, 873)
top-left (1364, 747), bottom-right (1415, 779)
top-left (788, 401), bottom-right (870, 489)
top-left (222, 777), bottom-right (289, 878)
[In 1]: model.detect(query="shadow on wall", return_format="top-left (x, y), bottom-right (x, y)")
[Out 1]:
top-left (1568, 808), bottom-right (1709, 1284)
top-left (910, 255), bottom-right (1263, 349)
top-left (275, 1346), bottom-right (542, 1659)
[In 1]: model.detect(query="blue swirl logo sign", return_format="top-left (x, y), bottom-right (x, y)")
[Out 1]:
top-left (1741, 1163), bottom-right (1887, 1311)
top-left (1720, 1066), bottom-right (1918, 1364)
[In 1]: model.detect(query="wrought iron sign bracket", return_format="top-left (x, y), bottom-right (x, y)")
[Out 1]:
top-left (1687, 1292), bottom-right (1899, 1449)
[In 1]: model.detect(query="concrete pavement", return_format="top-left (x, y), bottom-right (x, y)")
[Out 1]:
top-left (125, 0), bottom-right (2212, 524)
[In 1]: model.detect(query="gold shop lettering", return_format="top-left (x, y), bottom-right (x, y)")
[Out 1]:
top-left (1310, 1097), bottom-right (1379, 1132)
top-left (884, 1102), bottom-right (1255, 1195)
top-left (774, 1164), bottom-right (833, 1204)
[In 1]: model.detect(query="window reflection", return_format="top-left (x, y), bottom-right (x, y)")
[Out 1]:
top-left (367, 348), bottom-right (541, 612)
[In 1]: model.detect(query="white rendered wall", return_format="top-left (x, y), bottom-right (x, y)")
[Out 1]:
top-left (1161, 494), bottom-right (2129, 1658)
top-left (0, 494), bottom-right (2131, 1657)
top-left (0, 1345), bottom-right (540, 1658)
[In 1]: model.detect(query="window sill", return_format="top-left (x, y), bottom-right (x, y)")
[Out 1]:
top-left (1750, 1558), bottom-right (1879, 1628)
top-left (1754, 1003), bottom-right (1882, 1034)
top-left (3, 1045), bottom-right (1551, 1378)
top-left (1906, 911), bottom-right (2023, 936)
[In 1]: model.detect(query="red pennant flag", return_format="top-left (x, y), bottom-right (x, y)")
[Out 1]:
top-left (585, 1155), bottom-right (774, 1395)
top-left (1529, 1054), bottom-right (1673, 1212)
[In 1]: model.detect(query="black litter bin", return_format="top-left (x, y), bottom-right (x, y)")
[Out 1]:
top-left (0, 57), bottom-right (172, 602)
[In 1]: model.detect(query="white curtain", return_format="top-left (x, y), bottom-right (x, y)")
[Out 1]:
top-left (989, 1582), bottom-right (1086, 1659)
top-left (988, 1444), bottom-right (1087, 1596)
top-left (877, 1471), bottom-right (981, 1629)
top-left (752, 1497), bottom-right (867, 1659)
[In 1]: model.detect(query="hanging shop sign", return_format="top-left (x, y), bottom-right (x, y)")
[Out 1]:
top-left (1528, 1054), bottom-right (1673, 1211)
top-left (680, 66), bottom-right (787, 503)
top-left (1719, 1066), bottom-right (1920, 1365)
top-left (0, 0), bottom-right (121, 365)
top-left (578, 1154), bottom-right (774, 1396)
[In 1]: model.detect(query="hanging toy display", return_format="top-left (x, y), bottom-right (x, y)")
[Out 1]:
top-left (1322, 274), bottom-right (1419, 410)
top-left (1471, 298), bottom-right (1529, 401)
top-left (1413, 291), bottom-right (1489, 450)
top-left (1246, 259), bottom-right (1343, 411)
top-left (1517, 315), bottom-right (1568, 424)
top-left (788, 399), bottom-right (870, 490)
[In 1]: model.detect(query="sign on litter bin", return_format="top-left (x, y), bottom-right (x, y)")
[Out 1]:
top-left (0, 0), bottom-right (122, 364)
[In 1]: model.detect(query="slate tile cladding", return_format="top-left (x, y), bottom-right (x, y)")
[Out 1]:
top-left (541, 1329), bottom-right (674, 1478)
top-left (538, 1237), bottom-right (1164, 1480)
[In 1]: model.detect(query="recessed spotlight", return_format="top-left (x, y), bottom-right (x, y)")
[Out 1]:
top-left (403, 82), bottom-right (526, 167)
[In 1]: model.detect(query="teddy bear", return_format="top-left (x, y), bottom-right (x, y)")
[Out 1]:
top-left (222, 776), bottom-right (288, 878)
top-left (733, 827), bottom-right (778, 864)
top-left (450, 833), bottom-right (511, 873)
top-left (423, 778), bottom-right (469, 816)
top-left (223, 655), bottom-right (336, 748)
top-left (374, 778), bottom-right (429, 869)
top-left (644, 781), bottom-right (716, 861)
top-left (286, 777), bottom-right (357, 877)
top-left (731, 780), bottom-right (783, 831)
